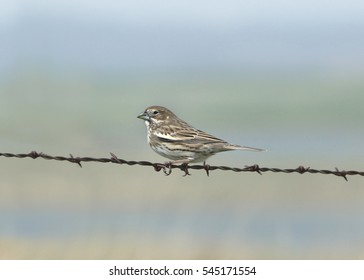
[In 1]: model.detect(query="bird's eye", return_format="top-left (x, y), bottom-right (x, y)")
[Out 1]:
top-left (152, 110), bottom-right (159, 115)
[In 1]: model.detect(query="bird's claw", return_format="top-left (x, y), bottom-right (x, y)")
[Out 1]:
top-left (162, 162), bottom-right (191, 176)
top-left (163, 162), bottom-right (173, 176)
top-left (180, 163), bottom-right (191, 176)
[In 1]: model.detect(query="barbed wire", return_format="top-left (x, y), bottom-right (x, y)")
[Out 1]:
top-left (0, 151), bottom-right (363, 181)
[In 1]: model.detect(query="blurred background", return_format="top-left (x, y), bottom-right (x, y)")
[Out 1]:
top-left (1, 0), bottom-right (364, 259)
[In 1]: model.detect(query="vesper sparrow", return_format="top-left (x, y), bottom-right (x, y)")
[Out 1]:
top-left (138, 106), bottom-right (264, 165)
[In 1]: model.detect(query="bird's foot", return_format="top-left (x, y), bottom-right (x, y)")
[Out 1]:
top-left (163, 161), bottom-right (191, 176)
top-left (163, 162), bottom-right (173, 176)
top-left (180, 163), bottom-right (191, 176)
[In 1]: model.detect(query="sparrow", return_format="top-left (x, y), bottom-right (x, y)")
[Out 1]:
top-left (137, 106), bottom-right (264, 166)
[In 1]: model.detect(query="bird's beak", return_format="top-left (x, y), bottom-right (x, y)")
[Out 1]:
top-left (137, 112), bottom-right (149, 121)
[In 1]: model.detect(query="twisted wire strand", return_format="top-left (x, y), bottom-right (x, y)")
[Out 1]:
top-left (1, 151), bottom-right (363, 181)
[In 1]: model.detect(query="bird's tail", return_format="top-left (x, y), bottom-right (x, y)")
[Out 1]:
top-left (226, 144), bottom-right (266, 152)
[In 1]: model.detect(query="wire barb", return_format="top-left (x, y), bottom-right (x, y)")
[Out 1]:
top-left (0, 151), bottom-right (363, 181)
top-left (203, 161), bottom-right (210, 177)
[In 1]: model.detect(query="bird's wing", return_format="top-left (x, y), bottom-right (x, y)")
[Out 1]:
top-left (177, 129), bottom-right (225, 143)
top-left (157, 120), bottom-right (227, 145)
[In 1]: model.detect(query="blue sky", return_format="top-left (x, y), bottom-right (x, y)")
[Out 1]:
top-left (2, 0), bottom-right (364, 26)
top-left (1, 1), bottom-right (364, 75)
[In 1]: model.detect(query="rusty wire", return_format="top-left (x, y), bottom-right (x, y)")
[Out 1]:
top-left (0, 151), bottom-right (362, 181)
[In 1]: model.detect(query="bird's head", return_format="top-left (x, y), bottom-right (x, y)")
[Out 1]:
top-left (137, 106), bottom-right (176, 125)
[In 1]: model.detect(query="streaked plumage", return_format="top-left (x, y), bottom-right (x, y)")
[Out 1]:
top-left (138, 106), bottom-right (264, 164)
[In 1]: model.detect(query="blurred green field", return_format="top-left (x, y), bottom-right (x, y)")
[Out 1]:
top-left (1, 72), bottom-right (364, 259)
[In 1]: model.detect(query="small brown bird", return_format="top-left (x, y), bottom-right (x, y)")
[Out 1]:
top-left (138, 106), bottom-right (264, 164)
